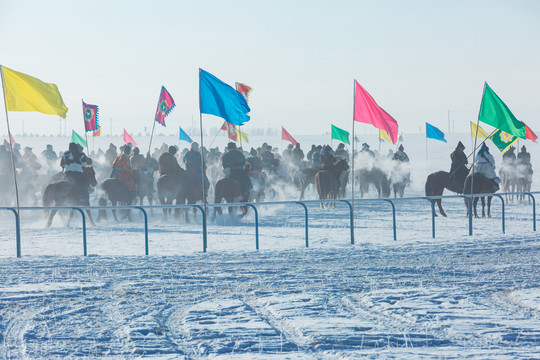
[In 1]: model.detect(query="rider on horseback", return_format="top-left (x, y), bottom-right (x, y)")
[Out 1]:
top-left (517, 145), bottom-right (533, 175)
top-left (260, 143), bottom-right (276, 173)
top-left (246, 147), bottom-right (265, 198)
top-left (449, 141), bottom-right (468, 191)
top-left (183, 142), bottom-right (210, 194)
top-left (471, 142), bottom-right (499, 191)
top-left (111, 145), bottom-right (136, 196)
top-left (60, 142), bottom-right (93, 205)
top-left (158, 145), bottom-right (183, 177)
top-left (222, 142), bottom-right (252, 200)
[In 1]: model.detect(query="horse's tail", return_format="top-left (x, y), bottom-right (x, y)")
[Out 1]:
top-left (425, 174), bottom-right (432, 197)
top-left (97, 192), bottom-right (108, 221)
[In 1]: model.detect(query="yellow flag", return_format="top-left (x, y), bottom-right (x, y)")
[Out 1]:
top-left (379, 129), bottom-right (392, 143)
top-left (236, 128), bottom-right (249, 143)
top-left (470, 121), bottom-right (489, 139)
top-left (1, 66), bottom-right (68, 118)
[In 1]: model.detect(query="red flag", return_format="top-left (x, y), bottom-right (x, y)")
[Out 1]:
top-left (220, 121), bottom-right (227, 131)
top-left (282, 127), bottom-right (297, 146)
top-left (525, 124), bottom-right (537, 143)
top-left (82, 101), bottom-right (99, 132)
top-left (154, 86), bottom-right (175, 126)
top-left (353, 81), bottom-right (399, 144)
top-left (93, 125), bottom-right (101, 137)
top-left (123, 129), bottom-right (137, 148)
top-left (235, 82), bottom-right (253, 102)
top-left (220, 121), bottom-right (238, 141)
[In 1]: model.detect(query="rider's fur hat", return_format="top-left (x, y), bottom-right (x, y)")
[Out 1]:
top-left (227, 142), bottom-right (237, 149)
top-left (456, 141), bottom-right (465, 150)
top-left (168, 145), bottom-right (177, 155)
top-left (521, 145), bottom-right (527, 152)
top-left (398, 144), bottom-right (404, 151)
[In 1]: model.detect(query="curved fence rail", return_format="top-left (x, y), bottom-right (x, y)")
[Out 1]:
top-left (1, 191), bottom-right (537, 257)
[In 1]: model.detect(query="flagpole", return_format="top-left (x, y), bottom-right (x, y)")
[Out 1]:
top-left (425, 124), bottom-right (428, 176)
top-left (0, 65), bottom-right (21, 257)
top-left (199, 69), bottom-right (208, 249)
top-left (351, 80), bottom-right (356, 244)
top-left (147, 120), bottom-right (156, 156)
top-left (470, 82), bottom-right (487, 193)
top-left (208, 122), bottom-right (224, 148)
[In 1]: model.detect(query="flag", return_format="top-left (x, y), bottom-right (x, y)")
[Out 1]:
top-left (236, 128), bottom-right (249, 143)
top-left (93, 125), bottom-right (101, 137)
top-left (354, 136), bottom-right (360, 143)
top-left (72, 130), bottom-right (87, 148)
top-left (199, 69), bottom-right (251, 126)
top-left (353, 81), bottom-right (399, 144)
top-left (9, 131), bottom-right (15, 146)
top-left (235, 82), bottom-right (253, 102)
top-left (179, 127), bottom-right (193, 143)
top-left (470, 121), bottom-right (489, 139)
top-left (154, 86), bottom-right (175, 126)
top-left (478, 82), bottom-right (525, 139)
top-left (524, 123), bottom-right (538, 143)
top-left (82, 101), bottom-right (99, 132)
top-left (379, 129), bottom-right (392, 143)
top-left (490, 129), bottom-right (518, 153)
top-left (282, 127), bottom-right (297, 145)
top-left (331, 125), bottom-right (350, 144)
top-left (222, 122), bottom-right (238, 141)
top-left (1, 66), bottom-right (68, 118)
top-left (123, 129), bottom-right (137, 148)
top-left (398, 133), bottom-right (404, 142)
top-left (426, 122), bottom-right (447, 142)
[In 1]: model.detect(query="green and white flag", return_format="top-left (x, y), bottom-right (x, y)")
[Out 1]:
top-left (71, 130), bottom-right (87, 148)
top-left (490, 129), bottom-right (518, 154)
top-left (331, 125), bottom-right (350, 144)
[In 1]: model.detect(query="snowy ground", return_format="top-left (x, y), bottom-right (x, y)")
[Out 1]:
top-left (0, 133), bottom-right (539, 358)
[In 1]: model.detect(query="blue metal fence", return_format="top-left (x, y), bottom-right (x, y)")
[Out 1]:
top-left (1, 191), bottom-right (537, 257)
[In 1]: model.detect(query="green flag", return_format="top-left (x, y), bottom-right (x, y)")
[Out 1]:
top-left (478, 82), bottom-right (526, 139)
top-left (331, 125), bottom-right (350, 144)
top-left (489, 129), bottom-right (518, 154)
top-left (71, 130), bottom-right (87, 148)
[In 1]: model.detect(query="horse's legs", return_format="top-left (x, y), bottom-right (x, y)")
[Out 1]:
top-left (473, 197), bottom-right (479, 218)
top-left (112, 201), bottom-right (119, 222)
top-left (436, 199), bottom-right (447, 217)
top-left (66, 209), bottom-right (75, 227)
top-left (86, 210), bottom-right (96, 226)
top-left (481, 197), bottom-right (486, 217)
top-left (487, 196), bottom-right (492, 218)
top-left (46, 209), bottom-right (58, 227)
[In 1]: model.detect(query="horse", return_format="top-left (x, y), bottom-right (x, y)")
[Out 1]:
top-left (463, 172), bottom-right (499, 218)
top-left (315, 159), bottom-right (349, 207)
top-left (390, 164), bottom-right (410, 198)
top-left (357, 167), bottom-right (391, 198)
top-left (156, 169), bottom-right (205, 222)
top-left (42, 166), bottom-right (97, 227)
top-left (212, 177), bottom-right (248, 220)
top-left (499, 165), bottom-right (517, 202)
top-left (516, 163), bottom-right (533, 203)
top-left (97, 178), bottom-right (135, 221)
top-left (425, 170), bottom-right (466, 217)
top-left (156, 174), bottom-right (182, 220)
top-left (133, 167), bottom-right (155, 207)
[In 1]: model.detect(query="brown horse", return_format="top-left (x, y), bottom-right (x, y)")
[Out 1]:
top-left (357, 167), bottom-right (391, 198)
top-left (315, 159), bottom-right (349, 207)
top-left (97, 178), bottom-right (135, 221)
top-left (464, 172), bottom-right (499, 218)
top-left (156, 169), bottom-right (205, 222)
top-left (42, 166), bottom-right (97, 227)
top-left (425, 170), bottom-right (465, 217)
top-left (212, 177), bottom-right (248, 220)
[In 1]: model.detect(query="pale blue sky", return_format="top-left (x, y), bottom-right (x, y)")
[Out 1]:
top-left (1, 0), bottom-right (538, 137)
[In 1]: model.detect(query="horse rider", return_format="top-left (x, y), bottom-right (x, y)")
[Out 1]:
top-left (450, 141), bottom-right (468, 190)
top-left (502, 145), bottom-right (516, 166)
top-left (392, 144), bottom-right (409, 162)
top-left (130, 147), bottom-right (145, 170)
top-left (310, 145), bottom-right (323, 170)
top-left (517, 145), bottom-right (533, 177)
top-left (183, 142), bottom-right (210, 194)
top-left (282, 144), bottom-right (293, 163)
top-left (111, 145), bottom-right (136, 195)
top-left (222, 142), bottom-right (252, 200)
top-left (158, 145), bottom-right (183, 177)
top-left (360, 143), bottom-right (375, 158)
top-left (334, 143), bottom-right (350, 162)
top-left (306, 144), bottom-right (317, 163)
top-left (41, 144), bottom-right (57, 164)
top-left (105, 143), bottom-right (117, 166)
top-left (471, 142), bottom-right (499, 190)
top-left (246, 147), bottom-right (265, 196)
top-left (321, 145), bottom-right (335, 169)
top-left (60, 142), bottom-right (93, 205)
top-left (292, 143), bottom-right (305, 167)
top-left (260, 143), bottom-right (276, 173)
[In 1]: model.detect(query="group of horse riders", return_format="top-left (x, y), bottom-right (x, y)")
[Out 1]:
top-left (449, 140), bottom-right (533, 193)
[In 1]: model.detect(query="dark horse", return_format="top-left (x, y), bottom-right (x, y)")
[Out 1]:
top-left (97, 178), bottom-right (135, 221)
top-left (357, 167), bottom-right (390, 198)
top-left (42, 166), bottom-right (97, 227)
top-left (315, 159), bottom-right (349, 208)
top-left (464, 172), bottom-right (499, 218)
top-left (213, 177), bottom-right (249, 220)
top-left (425, 170), bottom-right (466, 217)
top-left (157, 169), bottom-right (205, 221)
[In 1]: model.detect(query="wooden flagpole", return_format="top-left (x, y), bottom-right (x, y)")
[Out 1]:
top-left (147, 120), bottom-right (156, 156)
top-left (0, 65), bottom-right (22, 257)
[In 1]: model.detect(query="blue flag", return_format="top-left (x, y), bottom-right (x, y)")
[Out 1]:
top-left (179, 127), bottom-right (193, 143)
top-left (199, 69), bottom-right (251, 126)
top-left (426, 122), bottom-right (447, 142)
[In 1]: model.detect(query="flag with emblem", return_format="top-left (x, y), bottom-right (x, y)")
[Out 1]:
top-left (235, 82), bottom-right (253, 102)
top-left (93, 125), bottom-right (101, 137)
top-left (490, 129), bottom-right (518, 153)
top-left (82, 100), bottom-right (99, 132)
top-left (154, 86), bottom-right (175, 126)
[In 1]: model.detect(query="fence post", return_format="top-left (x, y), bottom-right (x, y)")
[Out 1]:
top-left (193, 205), bottom-right (207, 253)
top-left (296, 202), bottom-right (309, 247)
top-left (73, 207), bottom-right (87, 256)
top-left (246, 204), bottom-right (259, 250)
top-left (135, 206), bottom-right (149, 255)
top-left (492, 194), bottom-right (505, 233)
top-left (7, 208), bottom-right (21, 258)
top-left (383, 199), bottom-right (397, 241)
top-left (339, 200), bottom-right (354, 245)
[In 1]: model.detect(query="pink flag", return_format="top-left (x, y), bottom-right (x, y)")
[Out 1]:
top-left (353, 81), bottom-right (399, 144)
top-left (282, 127), bottom-right (297, 146)
top-left (123, 129), bottom-right (137, 148)
top-left (8, 131), bottom-right (15, 146)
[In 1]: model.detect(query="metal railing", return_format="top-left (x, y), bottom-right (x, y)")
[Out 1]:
top-left (0, 191), bottom-right (536, 257)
